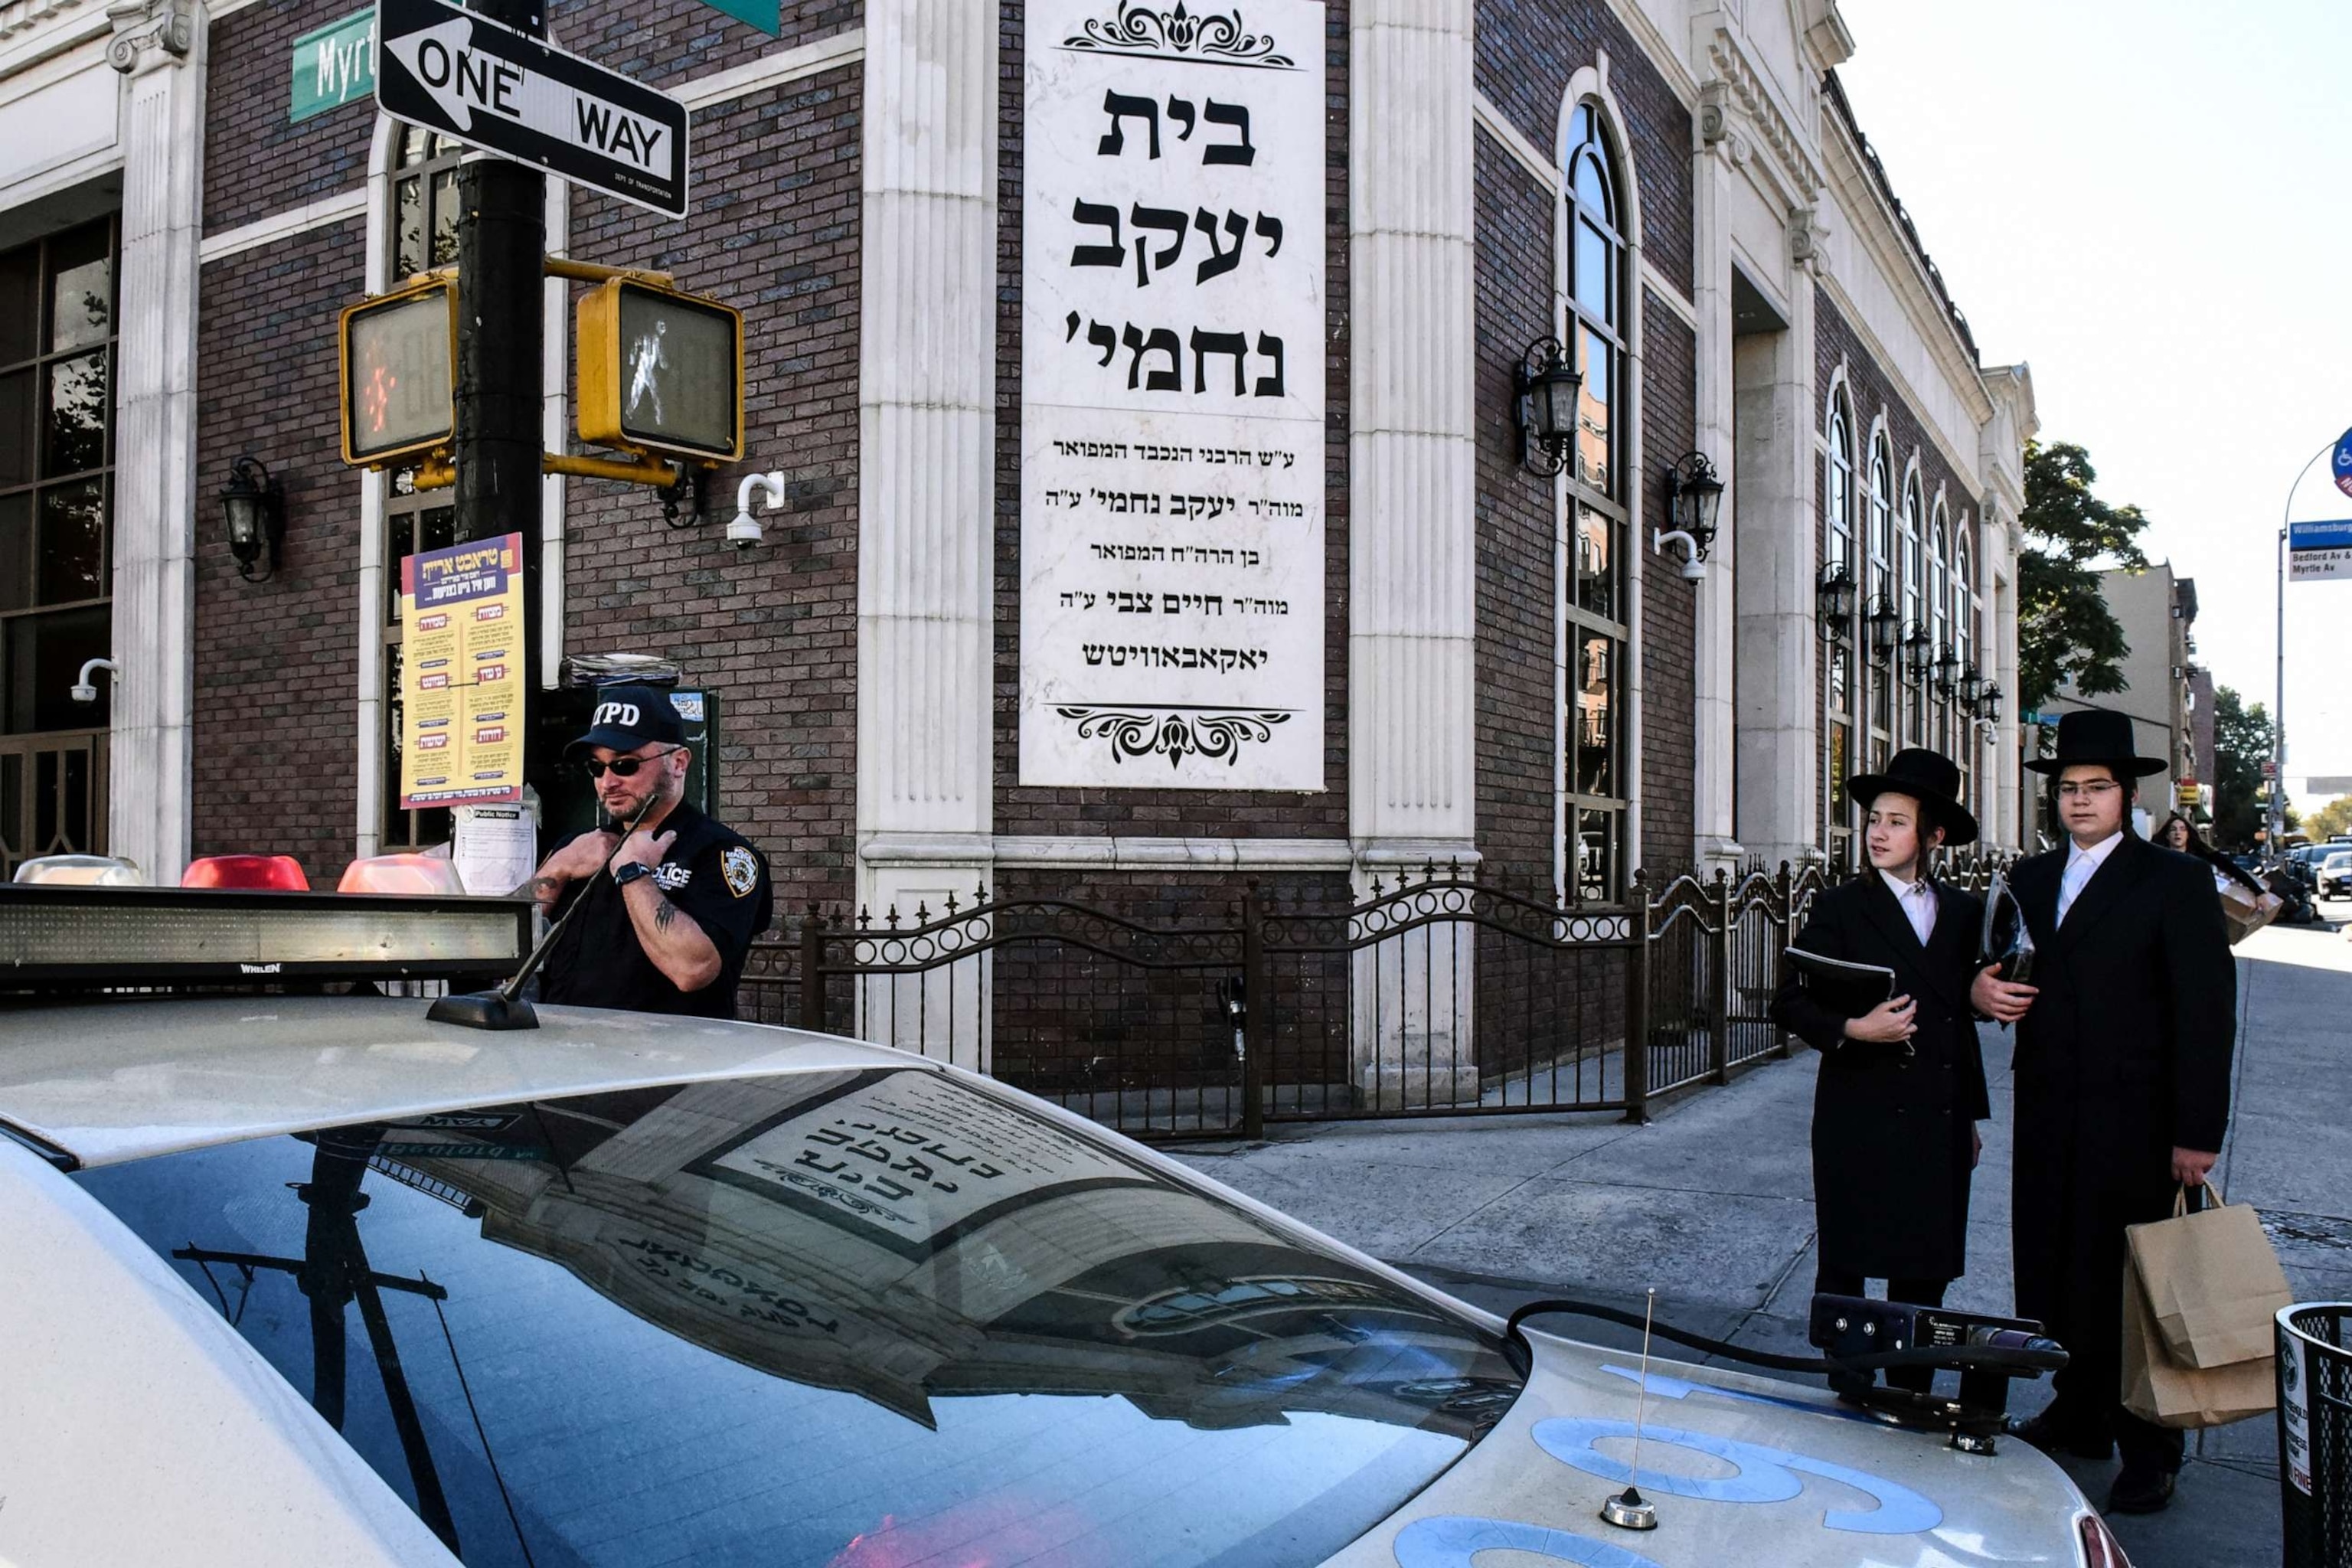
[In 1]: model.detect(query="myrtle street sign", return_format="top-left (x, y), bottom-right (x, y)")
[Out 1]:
top-left (2289, 518), bottom-right (2352, 584)
top-left (375, 0), bottom-right (689, 218)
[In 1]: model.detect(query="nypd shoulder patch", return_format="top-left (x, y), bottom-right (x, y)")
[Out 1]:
top-left (722, 844), bottom-right (760, 899)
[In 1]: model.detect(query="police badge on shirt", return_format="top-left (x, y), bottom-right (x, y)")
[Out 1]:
top-left (722, 844), bottom-right (759, 898)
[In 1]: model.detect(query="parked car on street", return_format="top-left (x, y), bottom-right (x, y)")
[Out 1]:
top-left (1, 884), bottom-right (2128, 1568)
top-left (2320, 850), bottom-right (2352, 901)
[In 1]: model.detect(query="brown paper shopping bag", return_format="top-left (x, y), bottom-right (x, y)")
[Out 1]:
top-left (2125, 1181), bottom-right (2295, 1369)
top-left (2122, 1259), bottom-right (2275, 1429)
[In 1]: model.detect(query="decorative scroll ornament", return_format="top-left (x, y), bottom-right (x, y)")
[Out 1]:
top-left (106, 0), bottom-right (194, 71)
top-left (1057, 705), bottom-right (1292, 768)
top-left (1063, 3), bottom-right (1296, 68)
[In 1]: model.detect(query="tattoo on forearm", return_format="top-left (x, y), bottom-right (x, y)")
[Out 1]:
top-left (654, 897), bottom-right (676, 932)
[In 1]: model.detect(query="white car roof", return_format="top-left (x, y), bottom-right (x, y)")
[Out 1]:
top-left (0, 995), bottom-right (915, 1168)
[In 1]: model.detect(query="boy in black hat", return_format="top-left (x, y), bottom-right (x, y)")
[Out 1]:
top-left (1772, 749), bottom-right (1998, 1387)
top-left (1998, 707), bottom-right (2236, 1514)
top-left (524, 685), bottom-right (774, 1019)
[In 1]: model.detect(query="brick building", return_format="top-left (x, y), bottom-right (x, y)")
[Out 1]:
top-left (2, 0), bottom-right (2034, 933)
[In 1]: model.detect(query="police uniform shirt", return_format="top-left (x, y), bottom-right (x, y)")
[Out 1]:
top-left (539, 803), bottom-right (773, 1018)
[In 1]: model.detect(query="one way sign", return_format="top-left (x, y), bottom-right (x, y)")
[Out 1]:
top-left (377, 0), bottom-right (690, 218)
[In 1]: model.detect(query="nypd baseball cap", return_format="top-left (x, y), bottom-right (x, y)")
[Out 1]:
top-left (567, 685), bottom-right (688, 757)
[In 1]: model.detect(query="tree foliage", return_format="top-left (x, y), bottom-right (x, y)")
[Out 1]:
top-left (2307, 795), bottom-right (2352, 842)
top-left (2017, 441), bottom-right (2151, 713)
top-left (2210, 686), bottom-right (2277, 849)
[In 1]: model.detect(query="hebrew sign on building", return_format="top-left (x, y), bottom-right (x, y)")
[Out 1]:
top-left (1020, 1), bottom-right (1326, 789)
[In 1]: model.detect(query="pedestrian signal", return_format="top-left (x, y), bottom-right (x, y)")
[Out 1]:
top-left (577, 277), bottom-right (743, 462)
top-left (339, 277), bottom-right (457, 466)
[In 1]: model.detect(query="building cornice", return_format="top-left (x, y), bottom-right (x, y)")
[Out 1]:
top-left (1816, 266), bottom-right (1986, 498)
top-left (1700, 24), bottom-right (1821, 207)
top-left (1818, 121), bottom-right (1992, 433)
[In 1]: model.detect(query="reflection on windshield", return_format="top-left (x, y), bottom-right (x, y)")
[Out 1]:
top-left (79, 1068), bottom-right (1522, 1568)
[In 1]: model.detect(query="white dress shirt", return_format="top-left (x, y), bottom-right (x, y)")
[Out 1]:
top-left (1879, 868), bottom-right (1938, 946)
top-left (2057, 830), bottom-right (2125, 924)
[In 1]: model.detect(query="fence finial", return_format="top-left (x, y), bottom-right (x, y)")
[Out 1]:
top-left (915, 900), bottom-right (931, 925)
top-left (975, 878), bottom-right (988, 907)
top-left (885, 904), bottom-right (900, 930)
top-left (944, 890), bottom-right (959, 916)
top-left (856, 903), bottom-right (872, 929)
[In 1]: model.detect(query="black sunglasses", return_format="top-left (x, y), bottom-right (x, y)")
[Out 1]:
top-left (584, 746), bottom-right (684, 779)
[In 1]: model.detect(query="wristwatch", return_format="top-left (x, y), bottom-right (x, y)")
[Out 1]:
top-left (612, 861), bottom-right (657, 889)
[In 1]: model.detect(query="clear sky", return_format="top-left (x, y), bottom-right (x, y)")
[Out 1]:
top-left (1837, 0), bottom-right (2352, 801)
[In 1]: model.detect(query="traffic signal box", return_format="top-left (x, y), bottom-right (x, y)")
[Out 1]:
top-left (338, 269), bottom-right (743, 476)
top-left (576, 277), bottom-right (743, 463)
top-left (338, 276), bottom-right (457, 467)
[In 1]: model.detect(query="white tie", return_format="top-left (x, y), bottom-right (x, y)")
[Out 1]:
top-left (2057, 854), bottom-right (2095, 925)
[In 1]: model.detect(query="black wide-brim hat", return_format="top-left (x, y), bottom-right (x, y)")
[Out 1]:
top-left (1847, 746), bottom-right (1979, 847)
top-left (2024, 707), bottom-right (2167, 778)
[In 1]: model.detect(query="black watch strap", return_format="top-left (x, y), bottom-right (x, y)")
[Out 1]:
top-left (613, 861), bottom-right (657, 888)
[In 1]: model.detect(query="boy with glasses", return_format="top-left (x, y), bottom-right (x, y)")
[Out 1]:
top-left (1998, 708), bottom-right (2236, 1514)
top-left (525, 685), bottom-right (773, 1018)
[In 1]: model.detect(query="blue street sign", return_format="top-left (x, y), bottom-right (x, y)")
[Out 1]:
top-left (2335, 427), bottom-right (2352, 500)
top-left (2290, 520), bottom-right (2352, 550)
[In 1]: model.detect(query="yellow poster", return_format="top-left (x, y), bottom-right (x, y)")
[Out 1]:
top-left (399, 532), bottom-right (527, 808)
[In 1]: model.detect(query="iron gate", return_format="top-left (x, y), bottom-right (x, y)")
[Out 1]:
top-left (737, 854), bottom-right (2012, 1142)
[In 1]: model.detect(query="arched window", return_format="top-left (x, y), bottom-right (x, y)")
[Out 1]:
top-left (1955, 521), bottom-right (1976, 806)
top-left (1929, 508), bottom-right (1949, 658)
top-left (1823, 394), bottom-right (1857, 860)
top-left (1865, 436), bottom-right (1893, 766)
top-left (1900, 472), bottom-right (1925, 744)
top-left (378, 126), bottom-right (466, 852)
top-left (1560, 100), bottom-right (1630, 904)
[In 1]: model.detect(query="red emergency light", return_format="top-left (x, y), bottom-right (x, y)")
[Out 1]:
top-left (181, 854), bottom-right (312, 891)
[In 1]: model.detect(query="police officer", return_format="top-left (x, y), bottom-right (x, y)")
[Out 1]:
top-left (527, 685), bottom-right (773, 1018)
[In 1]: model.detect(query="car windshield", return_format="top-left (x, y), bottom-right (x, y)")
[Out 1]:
top-left (74, 1067), bottom-right (1521, 1568)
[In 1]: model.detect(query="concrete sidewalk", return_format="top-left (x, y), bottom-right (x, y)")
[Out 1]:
top-left (1173, 917), bottom-right (2352, 1568)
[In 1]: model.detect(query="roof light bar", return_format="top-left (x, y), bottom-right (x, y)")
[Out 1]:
top-left (0, 885), bottom-right (532, 987)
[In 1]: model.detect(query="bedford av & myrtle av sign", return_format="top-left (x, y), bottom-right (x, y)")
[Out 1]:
top-left (374, 0), bottom-right (691, 218)
top-left (1019, 1), bottom-right (1327, 790)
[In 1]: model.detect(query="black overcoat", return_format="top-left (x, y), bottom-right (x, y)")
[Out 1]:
top-left (2007, 834), bottom-right (2237, 1394)
top-left (1771, 873), bottom-right (1991, 1282)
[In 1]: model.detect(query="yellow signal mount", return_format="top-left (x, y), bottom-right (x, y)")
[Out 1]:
top-left (577, 276), bottom-right (744, 464)
top-left (339, 275), bottom-right (459, 469)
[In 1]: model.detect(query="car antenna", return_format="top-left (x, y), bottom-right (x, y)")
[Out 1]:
top-left (427, 795), bottom-right (659, 1032)
top-left (1599, 1286), bottom-right (1661, 1532)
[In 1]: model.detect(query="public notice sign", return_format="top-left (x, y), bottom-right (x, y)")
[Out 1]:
top-left (1018, 0), bottom-right (1326, 789)
top-left (399, 534), bottom-right (527, 808)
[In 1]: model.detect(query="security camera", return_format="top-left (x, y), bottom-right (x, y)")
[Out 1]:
top-left (727, 468), bottom-right (788, 551)
top-left (69, 657), bottom-right (116, 705)
top-left (1652, 527), bottom-right (1710, 583)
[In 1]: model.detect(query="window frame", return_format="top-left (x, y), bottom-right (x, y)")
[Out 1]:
top-left (1821, 390), bottom-right (1857, 864)
top-left (1864, 434), bottom-right (1894, 770)
top-left (1557, 100), bottom-right (1632, 906)
top-left (0, 217), bottom-right (119, 738)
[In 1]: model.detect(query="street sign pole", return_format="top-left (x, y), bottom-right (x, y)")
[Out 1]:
top-left (452, 0), bottom-right (544, 857)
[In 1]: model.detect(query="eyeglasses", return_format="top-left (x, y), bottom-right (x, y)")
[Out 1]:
top-left (2055, 781), bottom-right (2122, 799)
top-left (584, 746), bottom-right (683, 779)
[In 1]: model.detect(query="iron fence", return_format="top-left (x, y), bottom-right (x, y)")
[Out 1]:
top-left (740, 851), bottom-right (2020, 1142)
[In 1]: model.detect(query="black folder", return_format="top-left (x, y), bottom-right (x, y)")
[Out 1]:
top-left (1784, 946), bottom-right (1896, 1019)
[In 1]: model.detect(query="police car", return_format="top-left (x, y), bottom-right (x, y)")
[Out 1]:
top-left (0, 875), bottom-right (2129, 1567)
